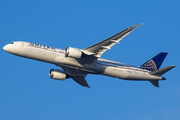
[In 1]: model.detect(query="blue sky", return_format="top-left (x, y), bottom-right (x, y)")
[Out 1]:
top-left (1, 0), bottom-right (180, 120)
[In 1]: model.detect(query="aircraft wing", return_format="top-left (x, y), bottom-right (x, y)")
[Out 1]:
top-left (62, 67), bottom-right (90, 88)
top-left (71, 76), bottom-right (90, 88)
top-left (83, 24), bottom-right (142, 57)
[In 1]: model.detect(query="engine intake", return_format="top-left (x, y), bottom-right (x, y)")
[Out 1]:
top-left (65, 47), bottom-right (83, 58)
top-left (49, 69), bottom-right (67, 80)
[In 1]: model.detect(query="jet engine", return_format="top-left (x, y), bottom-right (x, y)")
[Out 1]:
top-left (49, 69), bottom-right (67, 80)
top-left (65, 47), bottom-right (83, 58)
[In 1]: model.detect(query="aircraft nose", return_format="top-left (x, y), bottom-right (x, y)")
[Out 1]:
top-left (3, 45), bottom-right (8, 51)
top-left (3, 45), bottom-right (11, 52)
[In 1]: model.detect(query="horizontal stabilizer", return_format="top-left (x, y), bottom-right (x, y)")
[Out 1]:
top-left (150, 65), bottom-right (176, 76)
top-left (149, 80), bottom-right (159, 87)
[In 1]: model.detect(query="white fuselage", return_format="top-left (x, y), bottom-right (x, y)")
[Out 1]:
top-left (3, 41), bottom-right (163, 81)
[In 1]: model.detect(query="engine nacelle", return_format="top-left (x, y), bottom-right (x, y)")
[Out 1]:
top-left (49, 69), bottom-right (67, 80)
top-left (65, 47), bottom-right (83, 58)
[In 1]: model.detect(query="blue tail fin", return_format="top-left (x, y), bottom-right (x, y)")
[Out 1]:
top-left (139, 52), bottom-right (168, 71)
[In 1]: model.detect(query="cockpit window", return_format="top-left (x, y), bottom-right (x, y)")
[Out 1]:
top-left (10, 42), bottom-right (14, 44)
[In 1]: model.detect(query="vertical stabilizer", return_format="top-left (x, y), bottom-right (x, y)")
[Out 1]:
top-left (140, 52), bottom-right (168, 71)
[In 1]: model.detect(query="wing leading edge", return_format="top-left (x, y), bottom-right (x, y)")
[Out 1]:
top-left (83, 24), bottom-right (143, 57)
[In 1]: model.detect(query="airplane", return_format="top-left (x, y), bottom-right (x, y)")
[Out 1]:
top-left (3, 24), bottom-right (175, 88)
